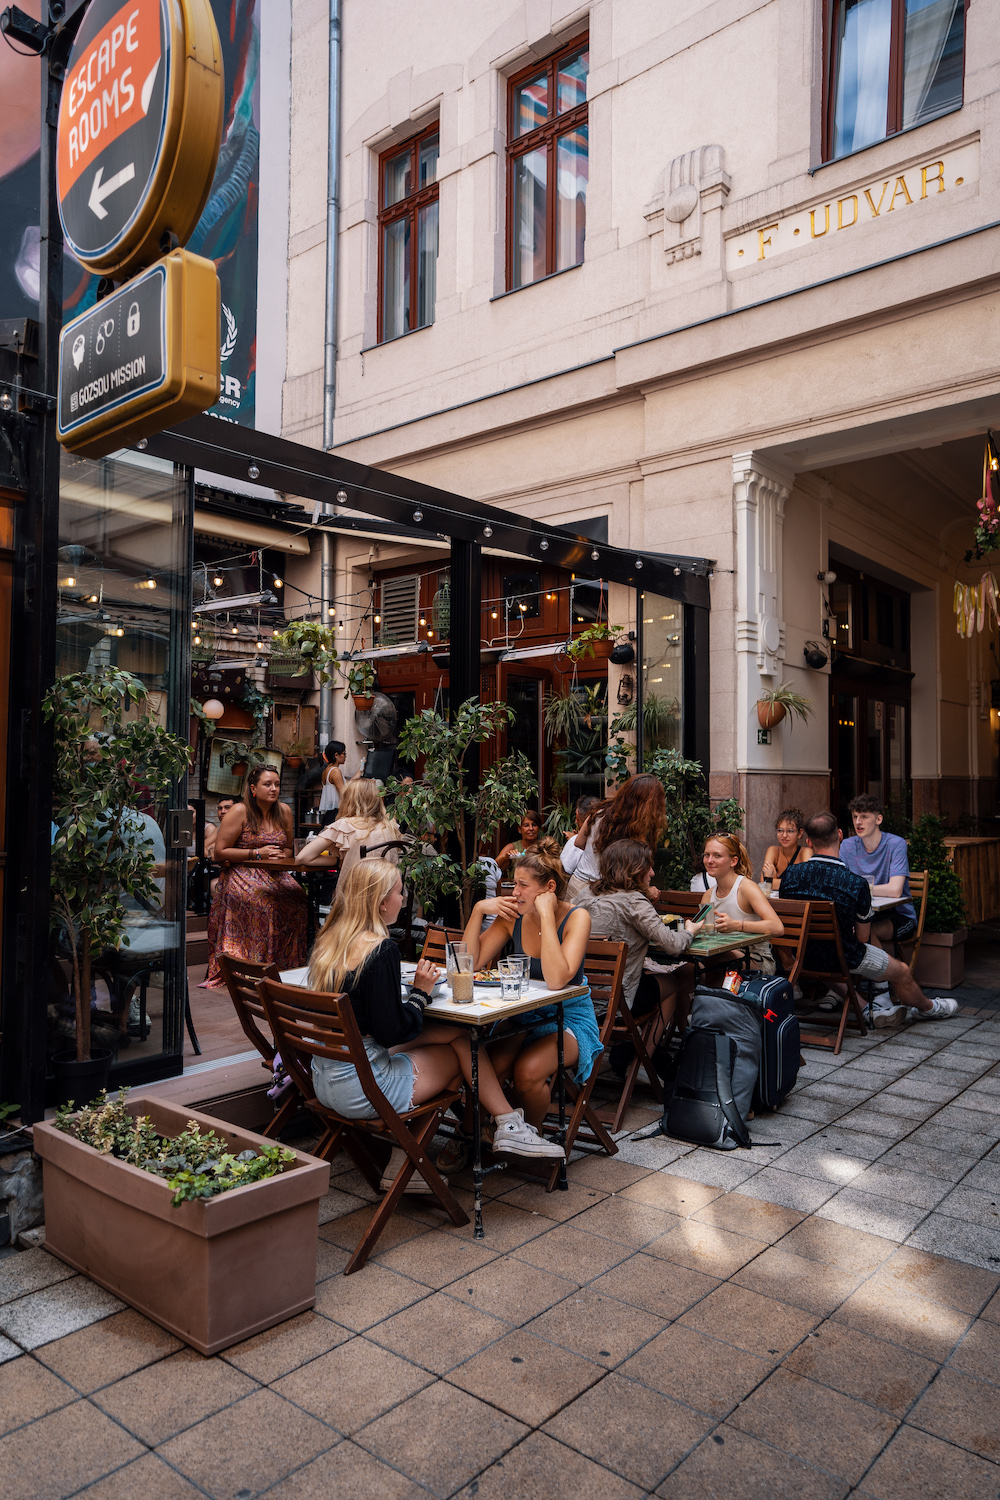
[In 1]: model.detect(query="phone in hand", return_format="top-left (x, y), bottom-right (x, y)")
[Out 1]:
top-left (693, 903), bottom-right (714, 924)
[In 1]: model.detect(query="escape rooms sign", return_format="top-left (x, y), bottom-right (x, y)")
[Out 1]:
top-left (726, 140), bottom-right (979, 271)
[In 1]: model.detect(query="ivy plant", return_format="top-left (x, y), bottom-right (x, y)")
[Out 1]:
top-left (270, 620), bottom-right (339, 685)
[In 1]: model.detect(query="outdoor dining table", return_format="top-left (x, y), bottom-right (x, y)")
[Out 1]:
top-left (279, 963), bottom-right (588, 1241)
top-left (649, 922), bottom-right (769, 974)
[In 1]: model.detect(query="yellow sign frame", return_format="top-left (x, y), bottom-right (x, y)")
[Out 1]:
top-left (57, 249), bottom-right (221, 458)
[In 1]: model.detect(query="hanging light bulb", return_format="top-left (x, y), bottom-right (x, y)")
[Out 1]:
top-left (213, 574), bottom-right (223, 587)
top-left (635, 559), bottom-right (644, 570)
top-left (231, 625), bottom-right (239, 634)
top-left (591, 549), bottom-right (600, 562)
top-left (89, 594), bottom-right (99, 603)
top-left (328, 606), bottom-right (335, 616)
top-left (427, 629), bottom-right (434, 638)
top-left (419, 616), bottom-right (426, 626)
top-left (491, 610), bottom-right (498, 619)
top-left (374, 613), bottom-right (381, 625)
top-left (145, 577), bottom-right (156, 589)
top-left (194, 635), bottom-right (201, 645)
top-left (336, 489), bottom-right (348, 504)
top-left (273, 576), bottom-right (283, 588)
top-left (248, 463), bottom-right (260, 480)
top-left (483, 525), bottom-right (493, 538)
top-left (539, 539), bottom-right (549, 551)
top-left (115, 623), bottom-right (124, 637)
top-left (412, 509), bottom-right (423, 523)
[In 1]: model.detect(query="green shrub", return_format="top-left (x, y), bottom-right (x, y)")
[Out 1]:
top-left (904, 814), bottom-right (967, 933)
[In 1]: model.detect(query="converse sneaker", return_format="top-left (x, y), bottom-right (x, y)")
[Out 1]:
top-left (905, 997), bottom-right (960, 1022)
top-left (379, 1146), bottom-right (447, 1195)
top-left (492, 1109), bottom-right (565, 1160)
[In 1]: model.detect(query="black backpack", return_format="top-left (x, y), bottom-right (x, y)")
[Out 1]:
top-left (663, 1025), bottom-right (752, 1151)
top-left (740, 974), bottom-right (801, 1110)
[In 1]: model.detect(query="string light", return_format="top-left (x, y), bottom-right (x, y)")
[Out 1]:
top-left (213, 574), bottom-right (223, 587)
top-left (273, 577), bottom-right (283, 588)
top-left (374, 613), bottom-right (381, 624)
top-left (412, 509), bottom-right (423, 523)
top-left (60, 575), bottom-right (76, 587)
top-left (194, 634), bottom-right (201, 645)
top-left (336, 489), bottom-right (348, 504)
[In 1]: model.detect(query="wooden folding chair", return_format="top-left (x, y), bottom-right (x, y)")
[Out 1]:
top-left (769, 898), bottom-right (812, 986)
top-left (897, 870), bottom-right (929, 974)
top-left (419, 925), bottom-right (467, 967)
top-left (216, 955), bottom-right (299, 1138)
top-left (792, 899), bottom-right (867, 1054)
top-left (258, 977), bottom-right (469, 1274)
top-left (654, 890), bottom-right (706, 920)
top-left (588, 938), bottom-right (665, 1135)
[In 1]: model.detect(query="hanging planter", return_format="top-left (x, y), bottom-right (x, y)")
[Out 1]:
top-left (565, 623), bottom-right (620, 664)
top-left (344, 660), bottom-right (376, 708)
top-left (755, 683), bottom-right (814, 731)
top-left (757, 700), bottom-right (786, 730)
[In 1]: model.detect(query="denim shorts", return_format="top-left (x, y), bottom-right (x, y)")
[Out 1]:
top-left (852, 944), bottom-right (891, 981)
top-left (312, 1038), bottom-right (415, 1119)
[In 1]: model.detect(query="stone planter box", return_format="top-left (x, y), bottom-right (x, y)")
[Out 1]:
top-left (33, 1095), bottom-right (329, 1356)
top-left (912, 928), bottom-right (967, 991)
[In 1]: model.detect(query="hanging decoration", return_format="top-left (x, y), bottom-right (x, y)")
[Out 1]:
top-left (955, 432), bottom-right (1000, 637)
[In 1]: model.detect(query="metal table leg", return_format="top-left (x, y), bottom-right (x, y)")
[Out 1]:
top-left (556, 1001), bottom-right (568, 1191)
top-left (470, 1024), bottom-right (484, 1239)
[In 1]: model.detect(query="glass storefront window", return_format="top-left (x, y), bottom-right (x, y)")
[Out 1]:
top-left (640, 594), bottom-right (683, 757)
top-left (55, 450), bottom-right (190, 1081)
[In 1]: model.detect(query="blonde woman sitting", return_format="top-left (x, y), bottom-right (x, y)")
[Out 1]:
top-left (296, 778), bottom-right (402, 882)
top-left (308, 860), bottom-right (563, 1192)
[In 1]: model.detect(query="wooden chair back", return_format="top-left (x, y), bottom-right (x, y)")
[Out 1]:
top-left (583, 938), bottom-right (628, 1035)
top-left (217, 954), bottom-right (282, 1063)
top-left (256, 978), bottom-right (354, 1109)
top-left (769, 898), bottom-right (811, 985)
top-left (794, 899), bottom-right (867, 1053)
top-left (419, 925), bottom-right (467, 967)
top-left (902, 871), bottom-right (929, 972)
top-left (585, 935), bottom-right (663, 1136)
top-left (655, 890), bottom-right (706, 921)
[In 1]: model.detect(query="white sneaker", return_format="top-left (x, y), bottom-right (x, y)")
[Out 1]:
top-left (872, 1005), bottom-right (904, 1029)
top-left (816, 991), bottom-right (842, 1011)
top-left (870, 985), bottom-right (893, 1011)
top-left (905, 998), bottom-right (959, 1022)
top-left (379, 1145), bottom-right (447, 1195)
top-left (492, 1109), bottom-right (565, 1160)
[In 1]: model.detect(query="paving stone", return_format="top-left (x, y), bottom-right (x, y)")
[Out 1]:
top-left (367, 1290), bottom-right (508, 1375)
top-left (767, 1139), bottom-right (870, 1186)
top-left (908, 1366), bottom-right (1000, 1461)
top-left (544, 1372), bottom-right (712, 1491)
top-left (274, 1335), bottom-right (432, 1432)
top-left (0, 1334), bottom-right (20, 1363)
top-left (0, 1355), bottom-right (77, 1436)
top-left (0, 1250), bottom-right (76, 1307)
top-left (728, 1367), bottom-right (899, 1484)
top-left (883, 1077), bottom-right (959, 1104)
top-left (690, 1191), bottom-right (804, 1243)
top-left (316, 1188), bottom-right (369, 1223)
top-left (564, 1157), bottom-right (653, 1191)
top-left (156, 1388), bottom-right (335, 1499)
top-left (906, 1212), bottom-right (1000, 1273)
top-left (587, 1253), bottom-right (720, 1320)
top-left (614, 1135), bottom-right (696, 1168)
top-left (783, 1321), bottom-right (938, 1416)
top-left (659, 1150), bottom-right (763, 1189)
top-left (876, 1245), bottom-right (1000, 1314)
top-left (91, 1346), bottom-right (257, 1445)
top-left (513, 1221), bottom-right (633, 1282)
top-left (780, 1095), bottom-right (853, 1125)
top-left (252, 1440), bottom-right (428, 1500)
top-left (499, 1179), bottom-right (608, 1222)
top-left (318, 1206), bottom-right (431, 1256)
top-left (525, 1286), bottom-right (666, 1368)
top-left (744, 1114), bottom-right (820, 1147)
top-left (32, 1308), bottom-right (182, 1393)
top-left (657, 1423), bottom-right (850, 1500)
top-left (832, 1109), bottom-right (915, 1141)
top-left (877, 1139), bottom-right (979, 1182)
top-left (780, 1215), bottom-right (896, 1274)
top-left (75, 1452), bottom-right (207, 1497)
top-left (448, 1325), bottom-right (604, 1423)
top-left (442, 1252), bottom-right (578, 1325)
top-left (644, 1218), bottom-right (767, 1278)
top-left (0, 1397), bottom-right (144, 1500)
top-left (219, 1309), bottom-right (351, 1384)
top-left (619, 1174), bottom-right (723, 1216)
top-left (732, 1244), bottom-right (866, 1316)
top-left (733, 1166), bottom-right (839, 1213)
top-left (313, 1262), bottom-right (428, 1332)
top-left (832, 1279), bottom-right (973, 1361)
top-left (620, 1321), bottom-right (776, 1415)
top-left (0, 1277), bottom-right (125, 1351)
top-left (441, 1196), bottom-right (557, 1253)
top-left (794, 1125), bottom-right (892, 1161)
top-left (856, 1423), bottom-right (1000, 1500)
top-left (569, 1195), bottom-right (680, 1247)
top-left (816, 1188), bottom-right (931, 1241)
top-left (906, 1122), bottom-right (995, 1158)
top-left (934, 1185), bottom-right (1000, 1229)
top-left (454, 1429), bottom-right (644, 1499)
top-left (357, 1379), bottom-right (527, 1499)
top-left (679, 1282), bottom-right (819, 1357)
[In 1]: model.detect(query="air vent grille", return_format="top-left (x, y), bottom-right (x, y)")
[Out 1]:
top-left (378, 574), bottom-right (420, 645)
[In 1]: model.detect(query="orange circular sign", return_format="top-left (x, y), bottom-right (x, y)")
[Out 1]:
top-left (57, 0), bottom-right (223, 278)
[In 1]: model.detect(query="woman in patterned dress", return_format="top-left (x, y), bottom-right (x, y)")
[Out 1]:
top-left (204, 766), bottom-right (307, 986)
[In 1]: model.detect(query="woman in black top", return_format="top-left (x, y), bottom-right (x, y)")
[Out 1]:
top-left (309, 860), bottom-right (562, 1188)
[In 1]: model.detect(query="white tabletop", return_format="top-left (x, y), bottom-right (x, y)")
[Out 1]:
top-left (277, 966), bottom-right (588, 1027)
top-left (769, 892), bottom-right (907, 910)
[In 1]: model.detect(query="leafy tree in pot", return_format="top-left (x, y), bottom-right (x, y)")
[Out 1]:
top-left (887, 813), bottom-right (967, 933)
top-left (386, 699), bottom-right (538, 923)
top-left (44, 670), bottom-right (191, 1063)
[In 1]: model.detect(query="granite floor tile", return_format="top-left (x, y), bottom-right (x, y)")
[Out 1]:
top-left (924, 1105), bottom-right (1000, 1140)
top-left (448, 1325), bottom-right (604, 1423)
top-left (614, 1136), bottom-right (697, 1168)
top-left (0, 1334), bottom-right (19, 1363)
top-left (525, 1286), bottom-right (666, 1368)
top-left (543, 1373), bottom-right (712, 1490)
top-left (679, 1282), bottom-right (820, 1357)
top-left (832, 1280), bottom-right (973, 1361)
top-left (0, 1397), bottom-right (144, 1500)
top-left (908, 1366), bottom-right (1000, 1461)
top-left (644, 1218), bottom-right (768, 1278)
top-left (744, 1113), bottom-right (820, 1147)
top-left (156, 1388), bottom-right (335, 1498)
top-left (780, 1095), bottom-right (853, 1125)
top-left (367, 1290), bottom-right (508, 1374)
top-left (780, 1214), bottom-right (896, 1273)
top-left (357, 1379), bottom-right (528, 1499)
top-left (315, 1188), bottom-right (368, 1223)
top-left (587, 1252), bottom-right (720, 1320)
top-left (33, 1308), bottom-right (182, 1393)
top-left (318, 1206), bottom-right (432, 1255)
top-left (767, 1139), bottom-right (870, 1186)
top-left (732, 1244), bottom-right (866, 1316)
top-left (880, 1139), bottom-right (981, 1182)
top-left (262, 1440), bottom-right (425, 1500)
top-left (831, 1110), bottom-right (915, 1141)
top-left (905, 1122), bottom-right (994, 1158)
top-left (273, 1336), bottom-right (432, 1432)
top-left (729, 1368), bottom-right (899, 1484)
top-left (220, 1309), bottom-right (352, 1384)
top-left (849, 1163), bottom-right (954, 1210)
top-left (440, 1197), bottom-right (556, 1253)
top-left (620, 1321), bottom-right (776, 1415)
top-left (876, 1245), bottom-right (1000, 1314)
top-left (862, 1093), bottom-right (939, 1121)
top-left (0, 1249), bottom-right (76, 1306)
top-left (660, 1149), bottom-right (763, 1189)
top-left (0, 1277), bottom-right (126, 1351)
top-left (790, 1125), bottom-right (892, 1162)
top-left (564, 1156), bottom-right (653, 1191)
top-left (454, 1429), bottom-right (644, 1499)
top-left (377, 1228), bottom-right (498, 1288)
top-left (856, 1424), bottom-right (1000, 1500)
top-left (92, 1346), bottom-right (257, 1445)
top-left (441, 1253), bottom-right (578, 1325)
top-left (512, 1221), bottom-right (633, 1282)
top-left (905, 1211), bottom-right (1000, 1272)
top-left (499, 1179), bottom-right (607, 1222)
top-left (568, 1194), bottom-right (680, 1248)
top-left (314, 1239), bottom-right (350, 1282)
top-left (313, 1262), bottom-right (428, 1332)
top-left (783, 1321), bottom-right (938, 1415)
top-left (948, 1318), bottom-right (1000, 1383)
top-left (815, 1187), bottom-right (930, 1241)
top-left (884, 1077), bottom-right (964, 1105)
top-left (618, 1173), bottom-right (723, 1216)
top-left (958, 1157), bottom-right (1000, 1193)
top-left (657, 1423), bottom-right (850, 1500)
top-left (0, 1355), bottom-right (77, 1435)
top-left (690, 1191), bottom-right (804, 1243)
top-left (935, 1184), bottom-right (1000, 1229)
top-left (74, 1452), bottom-right (205, 1499)
top-left (733, 1166), bottom-right (839, 1213)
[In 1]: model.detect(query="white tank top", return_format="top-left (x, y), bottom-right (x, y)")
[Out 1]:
top-left (711, 874), bottom-right (748, 922)
top-left (319, 770), bottom-right (339, 813)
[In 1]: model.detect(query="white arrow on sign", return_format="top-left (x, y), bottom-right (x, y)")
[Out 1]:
top-left (88, 163), bottom-right (136, 220)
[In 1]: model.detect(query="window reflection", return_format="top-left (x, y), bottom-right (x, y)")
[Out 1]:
top-left (516, 73), bottom-right (548, 136)
top-left (556, 126), bottom-right (588, 271)
top-left (902, 0), bottom-right (964, 129)
top-left (833, 0), bottom-right (892, 157)
top-left (557, 48), bottom-right (588, 113)
top-left (513, 147), bottom-right (547, 289)
top-left (640, 596), bottom-right (683, 756)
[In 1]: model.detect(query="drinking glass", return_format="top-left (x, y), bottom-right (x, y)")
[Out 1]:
top-left (451, 952), bottom-right (474, 1004)
top-left (446, 941), bottom-right (468, 991)
top-left (499, 962), bottom-right (521, 1001)
top-left (702, 905), bottom-right (717, 934)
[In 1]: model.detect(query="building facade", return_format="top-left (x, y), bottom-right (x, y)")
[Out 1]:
top-left (277, 0), bottom-right (998, 866)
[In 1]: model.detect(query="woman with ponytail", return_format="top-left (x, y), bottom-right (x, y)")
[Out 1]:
top-left (701, 834), bottom-right (783, 946)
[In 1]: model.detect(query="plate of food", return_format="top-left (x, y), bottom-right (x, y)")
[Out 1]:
top-left (473, 968), bottom-right (506, 986)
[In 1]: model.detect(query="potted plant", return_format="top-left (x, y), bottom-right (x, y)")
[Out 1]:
top-left (270, 620), bottom-right (339, 685)
top-left (284, 738), bottom-right (312, 770)
top-left (644, 746), bottom-right (745, 890)
top-left (217, 740), bottom-right (270, 780)
top-left (344, 659), bottom-right (376, 709)
top-left (43, 669), bottom-right (191, 1104)
top-left (565, 622), bottom-right (620, 664)
top-left (756, 682), bottom-right (814, 730)
top-left (33, 1090), bottom-right (329, 1355)
top-left (902, 815), bottom-right (968, 988)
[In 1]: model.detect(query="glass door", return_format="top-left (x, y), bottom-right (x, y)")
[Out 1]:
top-left (831, 679), bottom-right (910, 827)
top-left (55, 450), bottom-right (191, 1085)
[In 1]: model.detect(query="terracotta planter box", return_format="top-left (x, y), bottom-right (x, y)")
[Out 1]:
top-left (33, 1096), bottom-right (329, 1356)
top-left (912, 928), bottom-right (967, 990)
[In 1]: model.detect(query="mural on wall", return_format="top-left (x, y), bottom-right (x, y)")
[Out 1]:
top-left (0, 0), bottom-right (259, 428)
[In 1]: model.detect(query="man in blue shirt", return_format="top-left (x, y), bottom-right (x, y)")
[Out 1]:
top-left (780, 811), bottom-right (957, 1026)
top-left (841, 794), bottom-right (917, 943)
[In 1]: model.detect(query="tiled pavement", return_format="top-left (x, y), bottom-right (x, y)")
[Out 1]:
top-left (3, 1011), bottom-right (1000, 1497)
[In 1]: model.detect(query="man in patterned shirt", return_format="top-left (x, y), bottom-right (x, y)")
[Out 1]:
top-left (780, 811), bottom-right (957, 1027)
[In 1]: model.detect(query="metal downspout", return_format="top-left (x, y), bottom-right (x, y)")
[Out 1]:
top-left (319, 0), bottom-right (342, 745)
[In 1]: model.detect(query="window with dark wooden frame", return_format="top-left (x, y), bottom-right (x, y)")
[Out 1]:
top-left (506, 35), bottom-right (589, 291)
top-left (824, 0), bottom-right (967, 161)
top-left (378, 123), bottom-right (439, 343)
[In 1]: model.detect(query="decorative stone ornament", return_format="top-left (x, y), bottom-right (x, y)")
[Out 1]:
top-left (645, 144), bottom-right (731, 266)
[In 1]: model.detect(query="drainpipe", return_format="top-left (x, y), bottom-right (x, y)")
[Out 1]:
top-left (319, 0), bottom-right (342, 745)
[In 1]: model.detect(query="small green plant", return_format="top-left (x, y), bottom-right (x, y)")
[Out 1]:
top-left (217, 740), bottom-right (269, 773)
top-left (644, 747), bottom-right (745, 890)
top-left (611, 692), bottom-right (679, 742)
top-left (565, 622), bottom-right (619, 663)
top-left (344, 660), bottom-right (376, 701)
top-left (542, 799), bottom-right (575, 839)
top-left (284, 738), bottom-right (313, 761)
top-left (55, 1091), bottom-right (296, 1206)
top-left (893, 814), bottom-right (967, 933)
top-left (270, 620), bottom-right (339, 685)
top-left (757, 681), bottom-right (814, 728)
top-left (0, 1102), bottom-right (20, 1126)
top-left (543, 688), bottom-right (583, 746)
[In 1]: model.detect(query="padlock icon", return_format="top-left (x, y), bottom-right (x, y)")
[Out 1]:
top-left (127, 302), bottom-right (140, 337)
